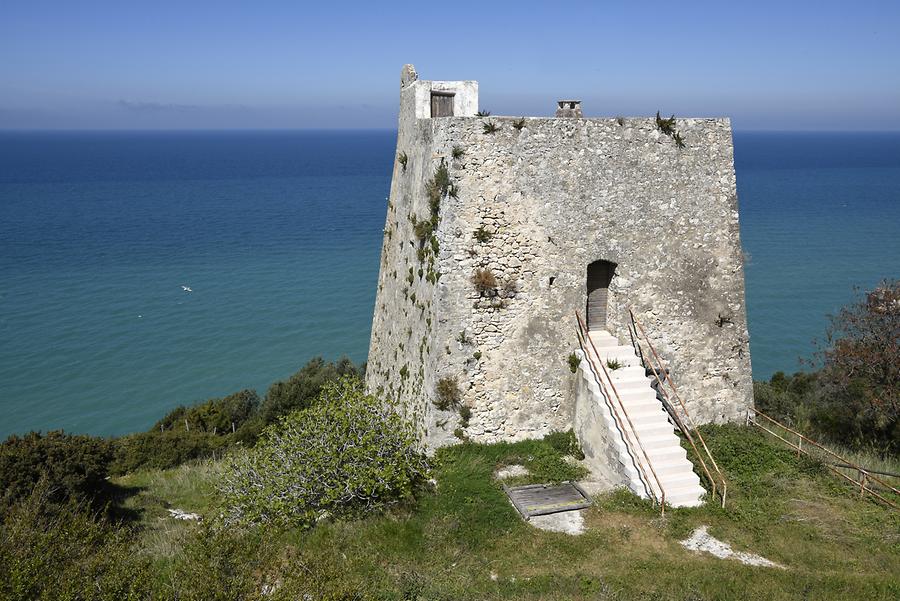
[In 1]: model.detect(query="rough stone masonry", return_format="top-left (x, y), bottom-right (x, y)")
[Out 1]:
top-left (366, 65), bottom-right (753, 448)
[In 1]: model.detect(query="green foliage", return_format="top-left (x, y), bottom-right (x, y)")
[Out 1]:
top-left (456, 330), bottom-right (470, 344)
top-left (418, 161), bottom-right (453, 267)
top-left (473, 226), bottom-right (492, 243)
top-left (458, 406), bottom-right (472, 428)
top-left (111, 429), bottom-right (228, 475)
top-left (493, 437), bottom-right (588, 484)
top-left (606, 358), bottom-right (623, 370)
top-left (475, 110), bottom-right (491, 117)
top-left (166, 524), bottom-right (277, 601)
top-left (482, 121), bottom-right (499, 134)
top-left (673, 131), bottom-right (686, 148)
top-left (0, 431), bottom-right (115, 515)
top-left (472, 350), bottom-right (482, 360)
top-left (220, 377), bottom-right (429, 528)
top-left (259, 356), bottom-right (363, 427)
top-left (543, 430), bottom-right (585, 461)
top-left (655, 111), bottom-right (676, 135)
top-left (413, 217), bottom-right (433, 242)
top-left (451, 145), bottom-right (465, 159)
top-left (512, 117), bottom-right (526, 131)
top-left (434, 376), bottom-right (461, 411)
top-left (567, 352), bottom-right (581, 373)
top-left (396, 151), bottom-right (408, 171)
top-left (0, 481), bottom-right (153, 600)
top-left (154, 389), bottom-right (259, 435)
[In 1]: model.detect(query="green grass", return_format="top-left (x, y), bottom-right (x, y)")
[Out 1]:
top-left (120, 427), bottom-right (899, 600)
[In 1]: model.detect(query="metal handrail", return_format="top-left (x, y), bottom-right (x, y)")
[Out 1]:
top-left (575, 311), bottom-right (667, 514)
top-left (748, 408), bottom-right (899, 509)
top-left (628, 310), bottom-right (729, 508)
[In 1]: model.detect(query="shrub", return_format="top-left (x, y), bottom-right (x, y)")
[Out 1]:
top-left (472, 268), bottom-right (497, 295)
top-left (568, 352), bottom-right (581, 373)
top-left (815, 280), bottom-right (899, 452)
top-left (111, 429), bottom-right (228, 475)
top-left (473, 226), bottom-right (492, 243)
top-left (259, 356), bottom-right (363, 426)
top-left (458, 406), bottom-right (472, 428)
top-left (512, 118), bottom-right (526, 131)
top-left (475, 110), bottom-right (491, 117)
top-left (413, 218), bottom-right (433, 242)
top-left (451, 145), bottom-right (465, 159)
top-left (434, 377), bottom-right (461, 411)
top-left (543, 430), bottom-right (585, 460)
top-left (397, 151), bottom-right (408, 171)
top-left (425, 160), bottom-right (452, 222)
top-left (0, 431), bottom-right (115, 515)
top-left (655, 111), bottom-right (676, 136)
top-left (482, 121), bottom-right (499, 134)
top-left (606, 358), bottom-right (623, 370)
top-left (220, 376), bottom-right (429, 528)
top-left (154, 388), bottom-right (259, 435)
top-left (0, 481), bottom-right (153, 600)
top-left (673, 131), bottom-right (686, 148)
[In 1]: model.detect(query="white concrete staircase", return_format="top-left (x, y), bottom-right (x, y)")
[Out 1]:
top-left (583, 329), bottom-right (706, 508)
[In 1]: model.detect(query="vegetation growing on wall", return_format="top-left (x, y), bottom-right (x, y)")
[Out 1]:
top-left (434, 376), bottom-right (461, 411)
top-left (482, 121), bottom-right (499, 134)
top-left (473, 226), bottom-right (492, 243)
top-left (472, 268), bottom-right (498, 295)
top-left (568, 352), bottom-right (581, 373)
top-left (397, 151), bottom-right (408, 171)
top-left (656, 111), bottom-right (687, 149)
top-left (512, 118), bottom-right (526, 131)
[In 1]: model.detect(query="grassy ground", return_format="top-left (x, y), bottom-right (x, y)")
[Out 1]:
top-left (115, 426), bottom-right (899, 600)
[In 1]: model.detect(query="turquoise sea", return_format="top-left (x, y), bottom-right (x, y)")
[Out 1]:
top-left (1, 131), bottom-right (898, 438)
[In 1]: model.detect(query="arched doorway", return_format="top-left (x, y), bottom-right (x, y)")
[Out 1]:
top-left (586, 260), bottom-right (616, 330)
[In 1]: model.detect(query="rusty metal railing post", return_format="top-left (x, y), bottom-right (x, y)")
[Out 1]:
top-left (628, 309), bottom-right (729, 509)
top-left (749, 407), bottom-right (898, 510)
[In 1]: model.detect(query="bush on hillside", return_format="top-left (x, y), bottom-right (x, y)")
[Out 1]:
top-left (257, 356), bottom-right (364, 427)
top-left (220, 376), bottom-right (429, 528)
top-left (153, 388), bottom-right (259, 435)
top-left (110, 429), bottom-right (228, 475)
top-left (0, 480), bottom-right (153, 600)
top-left (0, 431), bottom-right (115, 515)
top-left (754, 281), bottom-right (899, 455)
top-left (815, 279), bottom-right (899, 452)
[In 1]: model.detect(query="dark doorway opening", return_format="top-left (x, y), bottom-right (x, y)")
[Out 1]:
top-left (586, 260), bottom-right (616, 330)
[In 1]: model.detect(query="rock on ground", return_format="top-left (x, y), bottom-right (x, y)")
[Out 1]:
top-left (680, 525), bottom-right (785, 569)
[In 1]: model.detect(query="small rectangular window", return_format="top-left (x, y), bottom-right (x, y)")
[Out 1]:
top-left (430, 92), bottom-right (454, 118)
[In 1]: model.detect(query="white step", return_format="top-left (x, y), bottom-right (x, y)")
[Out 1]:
top-left (577, 331), bottom-right (706, 508)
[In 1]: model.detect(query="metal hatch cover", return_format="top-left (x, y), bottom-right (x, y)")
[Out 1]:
top-left (504, 482), bottom-right (592, 519)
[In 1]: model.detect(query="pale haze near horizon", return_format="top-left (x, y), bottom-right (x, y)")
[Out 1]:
top-left (2, 0), bottom-right (899, 131)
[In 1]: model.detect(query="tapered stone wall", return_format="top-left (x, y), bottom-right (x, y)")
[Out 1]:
top-left (366, 65), bottom-right (753, 448)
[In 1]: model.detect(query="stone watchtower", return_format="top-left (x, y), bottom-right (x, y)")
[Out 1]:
top-left (366, 65), bottom-right (753, 461)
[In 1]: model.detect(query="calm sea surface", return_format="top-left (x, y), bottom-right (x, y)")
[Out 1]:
top-left (1, 131), bottom-right (898, 437)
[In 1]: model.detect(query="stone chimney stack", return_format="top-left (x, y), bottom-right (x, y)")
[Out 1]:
top-left (555, 100), bottom-right (583, 118)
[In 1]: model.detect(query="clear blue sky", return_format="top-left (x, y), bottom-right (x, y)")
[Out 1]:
top-left (2, 0), bottom-right (898, 130)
